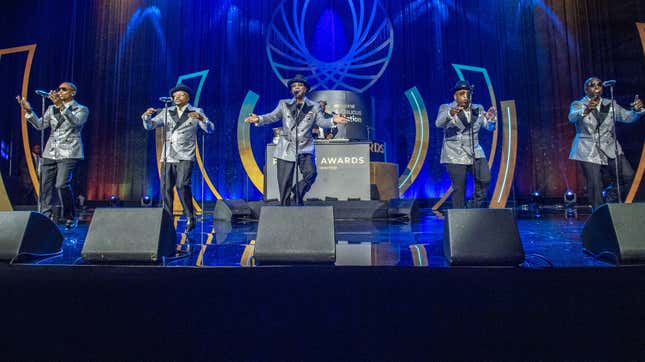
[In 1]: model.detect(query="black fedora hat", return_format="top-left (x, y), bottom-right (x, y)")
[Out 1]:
top-left (451, 80), bottom-right (473, 94)
top-left (169, 84), bottom-right (193, 98)
top-left (287, 74), bottom-right (309, 89)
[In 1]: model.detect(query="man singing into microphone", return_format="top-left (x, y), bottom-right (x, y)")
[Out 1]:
top-left (141, 84), bottom-right (214, 231)
top-left (245, 74), bottom-right (348, 206)
top-left (435, 80), bottom-right (497, 209)
top-left (568, 77), bottom-right (644, 210)
top-left (15, 82), bottom-right (89, 229)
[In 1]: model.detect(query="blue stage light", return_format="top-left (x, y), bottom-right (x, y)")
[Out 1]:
top-left (529, 191), bottom-right (543, 218)
top-left (563, 191), bottom-right (577, 218)
top-left (141, 195), bottom-right (152, 207)
top-left (109, 195), bottom-right (120, 207)
top-left (564, 191), bottom-right (576, 204)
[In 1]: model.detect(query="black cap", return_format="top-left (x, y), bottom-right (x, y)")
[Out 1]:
top-left (169, 84), bottom-right (193, 98)
top-left (287, 74), bottom-right (309, 89)
top-left (451, 80), bottom-right (473, 94)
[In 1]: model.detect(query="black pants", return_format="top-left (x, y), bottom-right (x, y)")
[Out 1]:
top-left (445, 158), bottom-right (491, 209)
top-left (41, 158), bottom-right (78, 221)
top-left (162, 161), bottom-right (195, 219)
top-left (579, 155), bottom-right (634, 210)
top-left (276, 154), bottom-right (317, 206)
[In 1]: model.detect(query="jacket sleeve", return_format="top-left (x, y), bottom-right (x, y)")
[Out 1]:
top-left (256, 101), bottom-right (284, 126)
top-left (24, 106), bottom-right (51, 130)
top-left (194, 108), bottom-right (214, 134)
top-left (568, 101), bottom-right (586, 124)
top-left (477, 105), bottom-right (496, 132)
top-left (613, 102), bottom-right (644, 124)
top-left (142, 110), bottom-right (166, 130)
top-left (313, 106), bottom-right (334, 129)
top-left (435, 104), bottom-right (460, 129)
top-left (60, 104), bottom-right (89, 127)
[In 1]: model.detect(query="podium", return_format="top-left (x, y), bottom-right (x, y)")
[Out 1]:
top-left (264, 141), bottom-right (398, 201)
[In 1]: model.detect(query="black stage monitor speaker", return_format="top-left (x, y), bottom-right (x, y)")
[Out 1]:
top-left (254, 206), bottom-right (335, 264)
top-left (444, 208), bottom-right (525, 266)
top-left (582, 203), bottom-right (645, 264)
top-left (0, 211), bottom-right (63, 261)
top-left (213, 199), bottom-right (253, 221)
top-left (81, 208), bottom-right (176, 263)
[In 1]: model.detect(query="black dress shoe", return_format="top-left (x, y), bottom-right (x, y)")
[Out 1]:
top-left (185, 218), bottom-right (196, 232)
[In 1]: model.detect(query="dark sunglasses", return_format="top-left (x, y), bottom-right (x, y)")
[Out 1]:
top-left (588, 82), bottom-right (603, 87)
top-left (58, 87), bottom-right (71, 92)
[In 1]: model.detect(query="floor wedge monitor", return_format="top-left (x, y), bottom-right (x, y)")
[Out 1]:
top-left (582, 203), bottom-right (645, 264)
top-left (0, 211), bottom-right (63, 261)
top-left (444, 208), bottom-right (525, 266)
top-left (82, 208), bottom-right (176, 263)
top-left (254, 206), bottom-right (335, 264)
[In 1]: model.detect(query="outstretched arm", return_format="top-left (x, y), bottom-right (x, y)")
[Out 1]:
top-left (189, 109), bottom-right (214, 134)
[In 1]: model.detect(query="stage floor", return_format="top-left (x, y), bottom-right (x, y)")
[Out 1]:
top-left (27, 206), bottom-right (610, 268)
top-left (5, 206), bottom-right (645, 360)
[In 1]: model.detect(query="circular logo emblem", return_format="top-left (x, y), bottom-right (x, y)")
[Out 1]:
top-left (266, 0), bottom-right (393, 93)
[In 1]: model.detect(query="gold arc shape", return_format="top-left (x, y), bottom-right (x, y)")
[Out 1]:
top-left (625, 22), bottom-right (645, 203)
top-left (0, 44), bottom-right (37, 211)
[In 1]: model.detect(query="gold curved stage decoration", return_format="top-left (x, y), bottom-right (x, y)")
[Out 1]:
top-left (0, 44), bottom-right (37, 211)
top-left (488, 101), bottom-right (518, 208)
top-left (399, 87), bottom-right (430, 195)
top-left (432, 64), bottom-right (503, 210)
top-left (237, 91), bottom-right (264, 193)
top-left (626, 22), bottom-right (645, 204)
top-left (0, 174), bottom-right (11, 211)
top-left (154, 70), bottom-right (223, 215)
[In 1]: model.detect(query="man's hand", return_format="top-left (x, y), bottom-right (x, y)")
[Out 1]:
top-left (484, 106), bottom-right (497, 120)
top-left (449, 106), bottom-right (464, 117)
top-left (332, 114), bottom-right (348, 124)
top-left (632, 95), bottom-right (643, 112)
top-left (584, 97), bottom-right (600, 115)
top-left (187, 111), bottom-right (204, 121)
top-left (142, 107), bottom-right (157, 118)
top-left (245, 113), bottom-right (260, 123)
top-left (15, 96), bottom-right (32, 112)
top-left (48, 91), bottom-right (64, 108)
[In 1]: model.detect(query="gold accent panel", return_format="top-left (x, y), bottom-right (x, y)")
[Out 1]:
top-left (399, 87), bottom-right (430, 194)
top-left (370, 162), bottom-right (399, 200)
top-left (1, 44), bottom-right (36, 208)
top-left (489, 101), bottom-right (518, 208)
top-left (0, 174), bottom-right (12, 211)
top-left (626, 22), bottom-right (645, 203)
top-left (237, 91), bottom-right (264, 193)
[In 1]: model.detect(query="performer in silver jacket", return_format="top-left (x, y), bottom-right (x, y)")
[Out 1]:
top-left (435, 80), bottom-right (497, 209)
top-left (16, 82), bottom-right (89, 229)
top-left (245, 74), bottom-right (347, 205)
top-left (141, 84), bottom-right (214, 231)
top-left (568, 76), bottom-right (643, 210)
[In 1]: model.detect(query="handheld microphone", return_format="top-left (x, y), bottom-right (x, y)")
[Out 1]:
top-left (35, 90), bottom-right (49, 97)
top-left (159, 96), bottom-right (172, 102)
top-left (602, 80), bottom-right (616, 87)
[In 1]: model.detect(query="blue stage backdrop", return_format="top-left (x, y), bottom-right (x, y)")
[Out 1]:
top-left (0, 0), bottom-right (644, 203)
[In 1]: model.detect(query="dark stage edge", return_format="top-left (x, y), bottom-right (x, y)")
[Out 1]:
top-left (2, 263), bottom-right (645, 361)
